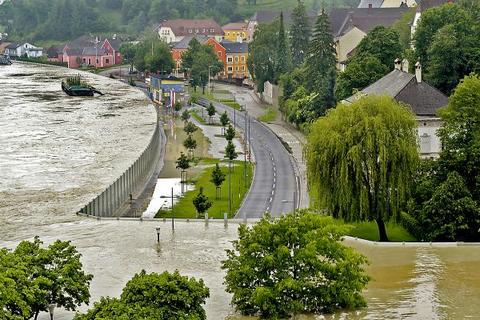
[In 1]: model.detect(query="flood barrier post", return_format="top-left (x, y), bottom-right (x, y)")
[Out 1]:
top-left (224, 212), bottom-right (228, 228)
top-left (171, 187), bottom-right (175, 231)
top-left (156, 227), bottom-right (160, 243)
top-left (205, 213), bottom-right (209, 226)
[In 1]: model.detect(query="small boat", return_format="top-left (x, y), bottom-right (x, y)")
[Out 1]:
top-left (61, 75), bottom-right (103, 97)
top-left (0, 54), bottom-right (12, 65)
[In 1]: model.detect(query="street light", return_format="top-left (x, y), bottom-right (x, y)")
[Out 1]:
top-left (208, 65), bottom-right (212, 93)
top-left (48, 303), bottom-right (55, 320)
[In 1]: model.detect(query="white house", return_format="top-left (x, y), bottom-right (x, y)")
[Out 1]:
top-left (344, 59), bottom-right (449, 158)
top-left (4, 42), bottom-right (43, 57)
top-left (22, 43), bottom-right (43, 58)
top-left (157, 19), bottom-right (223, 44)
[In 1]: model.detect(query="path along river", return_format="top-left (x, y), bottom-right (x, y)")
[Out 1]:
top-left (1, 64), bottom-right (479, 320)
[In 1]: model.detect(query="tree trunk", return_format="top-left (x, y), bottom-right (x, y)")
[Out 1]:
top-left (34, 311), bottom-right (39, 320)
top-left (376, 218), bottom-right (389, 242)
top-left (202, 86), bottom-right (205, 94)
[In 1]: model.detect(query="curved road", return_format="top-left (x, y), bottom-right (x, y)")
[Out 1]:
top-left (199, 98), bottom-right (299, 218)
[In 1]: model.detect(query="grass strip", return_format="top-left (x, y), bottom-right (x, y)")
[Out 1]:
top-left (257, 106), bottom-right (277, 123)
top-left (156, 159), bottom-right (253, 219)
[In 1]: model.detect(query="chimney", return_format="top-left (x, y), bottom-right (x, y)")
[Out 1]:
top-left (394, 58), bottom-right (401, 70)
top-left (402, 59), bottom-right (409, 73)
top-left (415, 62), bottom-right (422, 83)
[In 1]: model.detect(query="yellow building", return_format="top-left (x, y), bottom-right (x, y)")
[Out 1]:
top-left (221, 41), bottom-right (249, 80)
top-left (222, 22), bottom-right (248, 42)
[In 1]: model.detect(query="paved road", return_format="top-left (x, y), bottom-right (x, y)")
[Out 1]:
top-left (199, 98), bottom-right (299, 218)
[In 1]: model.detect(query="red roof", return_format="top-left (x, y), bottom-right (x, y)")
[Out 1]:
top-left (158, 19), bottom-right (224, 36)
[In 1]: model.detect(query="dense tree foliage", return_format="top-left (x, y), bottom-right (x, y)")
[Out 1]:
top-left (305, 9), bottom-right (337, 116)
top-left (414, 2), bottom-right (480, 94)
top-left (335, 26), bottom-right (402, 100)
top-left (403, 75), bottom-right (480, 242)
top-left (75, 270), bottom-right (210, 319)
top-left (0, 237), bottom-right (92, 320)
top-left (181, 39), bottom-right (223, 93)
top-left (248, 20), bottom-right (280, 92)
top-left (305, 96), bottom-right (419, 241)
top-left (437, 74), bottom-right (480, 199)
top-left (290, 0), bottom-right (311, 67)
top-left (275, 12), bottom-right (291, 79)
top-left (222, 211), bottom-right (370, 319)
top-left (0, 0), bottom-right (240, 41)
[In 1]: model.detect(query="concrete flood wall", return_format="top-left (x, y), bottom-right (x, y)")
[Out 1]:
top-left (77, 112), bottom-right (163, 218)
top-left (260, 81), bottom-right (281, 106)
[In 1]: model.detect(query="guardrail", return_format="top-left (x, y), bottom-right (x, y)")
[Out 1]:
top-left (77, 115), bottom-right (162, 217)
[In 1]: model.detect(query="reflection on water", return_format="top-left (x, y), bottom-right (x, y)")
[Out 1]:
top-left (142, 178), bottom-right (194, 218)
top-left (0, 220), bottom-right (479, 320)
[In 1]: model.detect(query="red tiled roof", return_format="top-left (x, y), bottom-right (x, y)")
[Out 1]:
top-left (158, 19), bottom-right (224, 36)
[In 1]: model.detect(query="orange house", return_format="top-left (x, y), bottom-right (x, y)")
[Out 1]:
top-left (171, 36), bottom-right (226, 78)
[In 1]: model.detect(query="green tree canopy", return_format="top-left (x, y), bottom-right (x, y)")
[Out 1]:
top-left (438, 74), bottom-right (480, 199)
top-left (305, 95), bottom-right (419, 241)
top-left (176, 152), bottom-right (190, 171)
top-left (183, 135), bottom-right (197, 157)
top-left (354, 26), bottom-right (403, 68)
top-left (275, 12), bottom-right (292, 79)
top-left (335, 55), bottom-right (389, 100)
top-left (0, 237), bottom-right (92, 320)
top-left (290, 0), bottom-right (311, 67)
top-left (184, 121), bottom-right (198, 135)
top-left (222, 211), bottom-right (370, 319)
top-left (225, 140), bottom-right (238, 161)
top-left (220, 111), bottom-right (230, 128)
top-left (413, 2), bottom-right (480, 94)
top-left (211, 163), bottom-right (226, 199)
top-left (182, 40), bottom-right (223, 93)
top-left (305, 9), bottom-right (337, 118)
top-left (193, 187), bottom-right (212, 217)
top-left (75, 270), bottom-right (210, 320)
top-left (420, 171), bottom-right (480, 241)
top-left (181, 109), bottom-right (191, 123)
top-left (225, 124), bottom-right (236, 141)
top-left (248, 20), bottom-right (280, 92)
top-left (207, 103), bottom-right (216, 124)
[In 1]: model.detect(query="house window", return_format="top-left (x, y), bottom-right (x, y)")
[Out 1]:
top-left (195, 29), bottom-right (199, 33)
top-left (227, 57), bottom-right (233, 63)
top-left (188, 29), bottom-right (193, 33)
top-left (106, 58), bottom-right (109, 64)
top-left (241, 56), bottom-right (245, 62)
top-left (227, 66), bottom-right (233, 72)
top-left (96, 58), bottom-right (99, 63)
top-left (234, 56), bottom-right (239, 62)
top-left (202, 28), bottom-right (206, 33)
top-left (236, 66), bottom-right (239, 71)
top-left (242, 66), bottom-right (245, 71)
top-left (217, 51), bottom-right (222, 57)
top-left (210, 28), bottom-right (215, 32)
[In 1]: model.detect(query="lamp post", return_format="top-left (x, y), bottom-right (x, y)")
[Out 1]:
top-left (48, 303), bottom-right (55, 320)
top-left (208, 65), bottom-right (212, 93)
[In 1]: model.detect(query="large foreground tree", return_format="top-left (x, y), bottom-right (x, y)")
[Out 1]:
top-left (75, 270), bottom-right (210, 319)
top-left (305, 95), bottom-right (419, 241)
top-left (222, 211), bottom-right (370, 319)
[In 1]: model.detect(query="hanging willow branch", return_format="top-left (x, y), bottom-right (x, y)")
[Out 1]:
top-left (305, 95), bottom-right (419, 224)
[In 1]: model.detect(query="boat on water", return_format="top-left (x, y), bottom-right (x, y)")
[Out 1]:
top-left (61, 75), bottom-right (103, 97)
top-left (0, 54), bottom-right (12, 65)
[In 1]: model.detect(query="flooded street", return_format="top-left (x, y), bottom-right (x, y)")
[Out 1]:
top-left (1, 64), bottom-right (480, 320)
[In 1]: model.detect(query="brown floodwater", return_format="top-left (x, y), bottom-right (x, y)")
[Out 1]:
top-left (1, 63), bottom-right (479, 320)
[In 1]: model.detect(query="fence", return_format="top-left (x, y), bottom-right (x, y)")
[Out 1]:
top-left (77, 116), bottom-right (162, 217)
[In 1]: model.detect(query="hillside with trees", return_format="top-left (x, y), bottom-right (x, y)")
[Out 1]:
top-left (0, 0), bottom-right (358, 42)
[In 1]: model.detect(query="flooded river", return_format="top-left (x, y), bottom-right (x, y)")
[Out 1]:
top-left (0, 62), bottom-right (156, 238)
top-left (1, 64), bottom-right (479, 320)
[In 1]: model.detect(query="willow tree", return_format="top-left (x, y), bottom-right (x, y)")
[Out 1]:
top-left (305, 95), bottom-right (419, 241)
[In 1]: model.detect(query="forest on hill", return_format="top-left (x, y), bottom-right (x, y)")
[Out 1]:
top-left (0, 0), bottom-right (356, 43)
